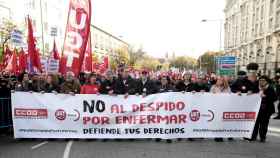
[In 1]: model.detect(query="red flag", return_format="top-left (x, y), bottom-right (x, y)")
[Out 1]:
top-left (82, 34), bottom-right (92, 72)
top-left (34, 48), bottom-right (42, 72)
top-left (27, 16), bottom-right (42, 72)
top-left (60, 0), bottom-right (91, 76)
top-left (104, 56), bottom-right (109, 69)
top-left (99, 56), bottom-right (109, 73)
top-left (1, 46), bottom-right (12, 70)
top-left (18, 48), bottom-right (27, 73)
top-left (52, 39), bottom-right (60, 60)
top-left (5, 49), bottom-right (19, 74)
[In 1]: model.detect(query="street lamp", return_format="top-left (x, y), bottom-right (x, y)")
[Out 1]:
top-left (201, 19), bottom-right (224, 51)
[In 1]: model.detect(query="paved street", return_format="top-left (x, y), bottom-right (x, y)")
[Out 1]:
top-left (1, 118), bottom-right (280, 158)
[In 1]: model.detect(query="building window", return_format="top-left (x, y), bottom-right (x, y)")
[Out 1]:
top-left (269, 18), bottom-right (274, 29)
top-left (261, 5), bottom-right (264, 19)
top-left (252, 14), bottom-right (255, 27)
top-left (270, 0), bottom-right (274, 16)
top-left (256, 8), bottom-right (259, 21)
top-left (260, 22), bottom-right (263, 35)
top-left (255, 24), bottom-right (259, 36)
top-left (276, 11), bottom-right (280, 28)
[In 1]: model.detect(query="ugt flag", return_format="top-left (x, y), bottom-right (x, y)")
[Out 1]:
top-left (59, 0), bottom-right (92, 76)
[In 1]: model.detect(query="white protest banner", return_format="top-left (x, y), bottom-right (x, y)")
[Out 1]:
top-left (11, 92), bottom-right (261, 139)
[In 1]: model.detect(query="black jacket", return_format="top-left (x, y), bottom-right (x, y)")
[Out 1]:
top-left (275, 84), bottom-right (280, 100)
top-left (260, 85), bottom-right (277, 115)
top-left (0, 79), bottom-right (11, 98)
top-left (175, 80), bottom-right (189, 92)
top-left (43, 83), bottom-right (60, 93)
top-left (231, 78), bottom-right (259, 93)
top-left (113, 76), bottom-right (136, 95)
top-left (100, 78), bottom-right (116, 94)
top-left (158, 84), bottom-right (175, 93)
top-left (135, 78), bottom-right (158, 95)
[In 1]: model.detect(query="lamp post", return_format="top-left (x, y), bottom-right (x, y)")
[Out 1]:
top-left (201, 19), bottom-right (224, 51)
top-left (201, 19), bottom-right (224, 73)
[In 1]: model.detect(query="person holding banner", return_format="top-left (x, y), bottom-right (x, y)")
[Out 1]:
top-left (250, 76), bottom-right (277, 142)
top-left (42, 74), bottom-right (60, 93)
top-left (135, 70), bottom-right (158, 96)
top-left (175, 73), bottom-right (192, 92)
top-left (60, 71), bottom-right (80, 94)
top-left (158, 76), bottom-right (175, 93)
top-left (100, 71), bottom-right (116, 95)
top-left (15, 73), bottom-right (32, 92)
top-left (113, 69), bottom-right (137, 96)
top-left (231, 71), bottom-right (252, 94)
top-left (210, 76), bottom-right (231, 142)
top-left (80, 74), bottom-right (100, 94)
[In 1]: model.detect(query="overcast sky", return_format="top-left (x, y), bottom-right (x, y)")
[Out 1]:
top-left (92, 0), bottom-right (225, 58)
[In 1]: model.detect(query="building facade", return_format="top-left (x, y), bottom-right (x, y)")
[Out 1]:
top-left (224, 0), bottom-right (280, 77)
top-left (91, 25), bottom-right (129, 61)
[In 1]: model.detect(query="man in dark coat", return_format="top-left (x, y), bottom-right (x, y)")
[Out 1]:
top-left (250, 76), bottom-right (277, 142)
top-left (246, 63), bottom-right (260, 94)
top-left (231, 71), bottom-right (256, 93)
top-left (100, 71), bottom-right (116, 95)
top-left (113, 69), bottom-right (136, 95)
top-left (135, 70), bottom-right (158, 96)
top-left (175, 74), bottom-right (192, 92)
top-left (158, 76), bottom-right (175, 93)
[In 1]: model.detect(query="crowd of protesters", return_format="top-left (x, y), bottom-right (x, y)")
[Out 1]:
top-left (1, 63), bottom-right (280, 143)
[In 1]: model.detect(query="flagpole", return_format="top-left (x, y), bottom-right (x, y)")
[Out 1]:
top-left (39, 0), bottom-right (45, 56)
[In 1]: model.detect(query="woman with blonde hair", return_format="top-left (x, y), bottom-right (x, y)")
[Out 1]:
top-left (210, 76), bottom-right (231, 94)
top-left (210, 76), bottom-right (231, 142)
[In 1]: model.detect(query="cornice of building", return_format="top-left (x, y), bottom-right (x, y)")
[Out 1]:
top-left (91, 24), bottom-right (129, 47)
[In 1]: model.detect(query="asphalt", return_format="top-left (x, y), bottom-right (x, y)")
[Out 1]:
top-left (0, 118), bottom-right (280, 158)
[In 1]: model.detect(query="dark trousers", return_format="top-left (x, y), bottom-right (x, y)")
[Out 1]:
top-left (277, 101), bottom-right (280, 115)
top-left (251, 110), bottom-right (271, 140)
